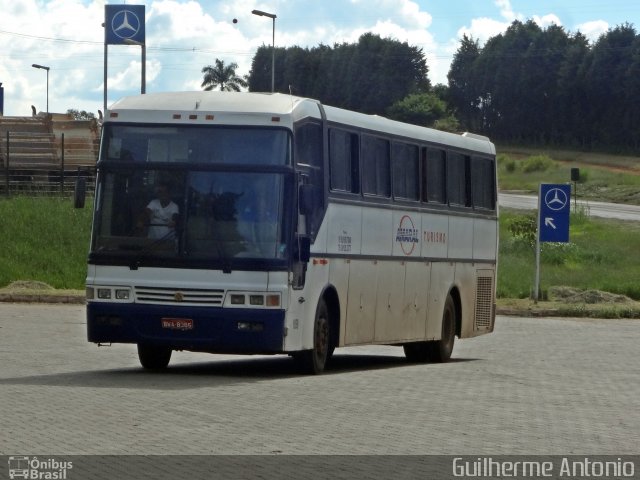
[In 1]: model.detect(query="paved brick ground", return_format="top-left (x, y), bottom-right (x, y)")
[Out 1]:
top-left (0, 303), bottom-right (638, 456)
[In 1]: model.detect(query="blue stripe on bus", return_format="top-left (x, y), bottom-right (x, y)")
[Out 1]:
top-left (87, 303), bottom-right (286, 353)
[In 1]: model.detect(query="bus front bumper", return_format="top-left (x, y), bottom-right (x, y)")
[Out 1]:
top-left (87, 302), bottom-right (286, 354)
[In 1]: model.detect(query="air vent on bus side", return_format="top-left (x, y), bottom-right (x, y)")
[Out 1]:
top-left (474, 271), bottom-right (495, 331)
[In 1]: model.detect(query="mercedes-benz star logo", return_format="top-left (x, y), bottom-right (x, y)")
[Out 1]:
top-left (111, 10), bottom-right (141, 40)
top-left (544, 188), bottom-right (569, 211)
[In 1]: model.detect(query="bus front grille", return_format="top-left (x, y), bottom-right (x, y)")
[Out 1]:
top-left (134, 286), bottom-right (225, 306)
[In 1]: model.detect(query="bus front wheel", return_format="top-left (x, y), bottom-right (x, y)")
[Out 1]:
top-left (137, 344), bottom-right (172, 370)
top-left (295, 299), bottom-right (331, 374)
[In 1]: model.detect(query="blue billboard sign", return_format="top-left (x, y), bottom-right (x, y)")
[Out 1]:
top-left (539, 184), bottom-right (571, 243)
top-left (105, 5), bottom-right (145, 45)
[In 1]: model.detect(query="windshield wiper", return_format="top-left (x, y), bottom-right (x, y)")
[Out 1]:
top-left (129, 230), bottom-right (178, 270)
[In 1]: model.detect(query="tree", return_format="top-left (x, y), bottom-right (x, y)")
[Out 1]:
top-left (583, 24), bottom-right (638, 149)
top-left (447, 34), bottom-right (481, 131)
top-left (201, 59), bottom-right (248, 92)
top-left (555, 32), bottom-right (590, 146)
top-left (247, 34), bottom-right (430, 115)
top-left (67, 109), bottom-right (96, 120)
top-left (386, 93), bottom-right (448, 127)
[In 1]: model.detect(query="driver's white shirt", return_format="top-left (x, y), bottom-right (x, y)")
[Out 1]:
top-left (147, 199), bottom-right (179, 239)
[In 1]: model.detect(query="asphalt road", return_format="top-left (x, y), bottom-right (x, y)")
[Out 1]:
top-left (1, 303), bottom-right (638, 459)
top-left (499, 192), bottom-right (640, 221)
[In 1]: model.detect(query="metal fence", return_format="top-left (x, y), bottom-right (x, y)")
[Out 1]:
top-left (1, 131), bottom-right (97, 196)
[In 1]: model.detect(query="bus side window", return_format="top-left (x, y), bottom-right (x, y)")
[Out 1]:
top-left (471, 157), bottom-right (496, 210)
top-left (294, 122), bottom-right (323, 198)
top-left (362, 134), bottom-right (390, 198)
top-left (295, 122), bottom-right (323, 170)
top-left (447, 151), bottom-right (471, 207)
top-left (329, 128), bottom-right (360, 194)
top-left (423, 147), bottom-right (446, 204)
top-left (392, 142), bottom-right (419, 201)
top-left (295, 121), bottom-right (325, 239)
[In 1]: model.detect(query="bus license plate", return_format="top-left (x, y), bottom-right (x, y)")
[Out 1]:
top-left (161, 318), bottom-right (193, 330)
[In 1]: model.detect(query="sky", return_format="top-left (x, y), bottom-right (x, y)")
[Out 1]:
top-left (0, 0), bottom-right (637, 117)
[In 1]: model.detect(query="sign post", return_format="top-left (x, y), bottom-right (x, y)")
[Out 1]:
top-left (104, 5), bottom-right (146, 113)
top-left (535, 184), bottom-right (571, 300)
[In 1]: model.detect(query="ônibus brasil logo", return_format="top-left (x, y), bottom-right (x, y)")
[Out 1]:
top-left (395, 215), bottom-right (419, 255)
top-left (8, 456), bottom-right (73, 479)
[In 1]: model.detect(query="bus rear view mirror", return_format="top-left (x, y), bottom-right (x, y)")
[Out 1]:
top-left (299, 184), bottom-right (319, 215)
top-left (74, 176), bottom-right (87, 209)
top-left (296, 236), bottom-right (311, 263)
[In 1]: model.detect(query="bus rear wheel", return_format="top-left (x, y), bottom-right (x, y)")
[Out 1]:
top-left (295, 299), bottom-right (331, 374)
top-left (403, 294), bottom-right (456, 363)
top-left (427, 295), bottom-right (456, 363)
top-left (137, 344), bottom-right (172, 370)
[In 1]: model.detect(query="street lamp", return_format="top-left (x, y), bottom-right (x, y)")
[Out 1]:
top-left (251, 9), bottom-right (276, 93)
top-left (31, 64), bottom-right (50, 113)
top-left (123, 38), bottom-right (146, 94)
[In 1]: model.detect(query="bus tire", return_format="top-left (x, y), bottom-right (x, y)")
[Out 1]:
top-left (427, 295), bottom-right (456, 363)
top-left (137, 344), bottom-right (172, 370)
top-left (295, 298), bottom-right (331, 374)
top-left (403, 341), bottom-right (429, 362)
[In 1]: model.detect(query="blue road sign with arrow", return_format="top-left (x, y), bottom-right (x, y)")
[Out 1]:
top-left (539, 184), bottom-right (571, 242)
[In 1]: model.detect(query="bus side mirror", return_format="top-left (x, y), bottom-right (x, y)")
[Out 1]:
top-left (299, 184), bottom-right (318, 215)
top-left (296, 236), bottom-right (311, 263)
top-left (74, 176), bottom-right (87, 209)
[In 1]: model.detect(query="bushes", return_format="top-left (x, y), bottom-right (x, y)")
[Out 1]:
top-left (499, 153), bottom-right (554, 173)
top-left (522, 154), bottom-right (554, 173)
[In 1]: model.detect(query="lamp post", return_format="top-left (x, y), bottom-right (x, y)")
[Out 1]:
top-left (251, 9), bottom-right (276, 93)
top-left (31, 64), bottom-right (50, 113)
top-left (123, 39), bottom-right (146, 94)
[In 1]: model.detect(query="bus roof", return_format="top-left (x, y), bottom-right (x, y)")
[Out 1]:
top-left (107, 91), bottom-right (495, 155)
top-left (108, 91), bottom-right (316, 119)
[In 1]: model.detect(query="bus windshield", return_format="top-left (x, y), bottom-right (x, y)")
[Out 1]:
top-left (92, 169), bottom-right (290, 268)
top-left (91, 124), bottom-right (293, 270)
top-left (102, 124), bottom-right (290, 165)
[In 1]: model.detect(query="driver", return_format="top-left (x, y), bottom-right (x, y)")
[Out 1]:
top-left (139, 182), bottom-right (179, 240)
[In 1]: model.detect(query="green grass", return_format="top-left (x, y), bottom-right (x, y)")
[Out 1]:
top-left (0, 197), bottom-right (93, 289)
top-left (497, 148), bottom-right (640, 204)
top-left (499, 209), bottom-right (640, 300)
top-left (1, 187), bottom-right (640, 306)
top-left (496, 147), bottom-right (640, 302)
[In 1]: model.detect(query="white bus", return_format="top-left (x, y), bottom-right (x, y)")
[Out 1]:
top-left (85, 91), bottom-right (497, 374)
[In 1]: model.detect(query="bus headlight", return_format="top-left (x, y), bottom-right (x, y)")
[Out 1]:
top-left (226, 292), bottom-right (281, 308)
top-left (249, 295), bottom-right (264, 305)
top-left (115, 289), bottom-right (130, 300)
top-left (87, 286), bottom-right (133, 302)
top-left (97, 288), bottom-right (112, 299)
top-left (230, 294), bottom-right (246, 305)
